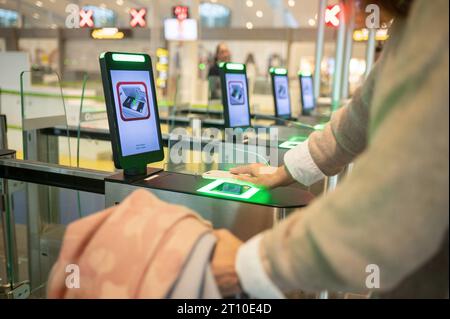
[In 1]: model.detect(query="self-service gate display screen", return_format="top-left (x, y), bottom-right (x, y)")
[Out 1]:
top-left (100, 52), bottom-right (164, 171)
top-left (219, 63), bottom-right (251, 128)
top-left (270, 67), bottom-right (291, 118)
top-left (299, 74), bottom-right (316, 115)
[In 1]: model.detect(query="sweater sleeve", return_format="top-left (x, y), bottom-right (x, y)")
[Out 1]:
top-left (307, 60), bottom-right (378, 176)
top-left (284, 56), bottom-right (380, 181)
top-left (259, 0), bottom-right (449, 294)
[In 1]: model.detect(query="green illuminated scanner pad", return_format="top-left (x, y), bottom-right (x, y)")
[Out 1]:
top-left (197, 179), bottom-right (260, 200)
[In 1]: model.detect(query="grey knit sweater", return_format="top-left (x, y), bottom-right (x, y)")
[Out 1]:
top-left (261, 0), bottom-right (449, 298)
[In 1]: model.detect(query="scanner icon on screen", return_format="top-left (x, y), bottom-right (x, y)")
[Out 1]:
top-left (116, 82), bottom-right (151, 121)
top-left (276, 83), bottom-right (288, 99)
top-left (228, 81), bottom-right (245, 105)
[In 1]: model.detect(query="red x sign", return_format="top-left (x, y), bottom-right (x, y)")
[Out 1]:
top-left (325, 4), bottom-right (341, 28)
top-left (130, 8), bottom-right (147, 28)
top-left (173, 6), bottom-right (189, 21)
top-left (80, 9), bottom-right (94, 28)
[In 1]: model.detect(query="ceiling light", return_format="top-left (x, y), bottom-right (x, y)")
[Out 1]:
top-left (308, 18), bottom-right (316, 26)
top-left (246, 0), bottom-right (254, 8)
top-left (288, 0), bottom-right (295, 7)
top-left (99, 3), bottom-right (107, 9)
top-left (116, 0), bottom-right (124, 6)
top-left (35, 1), bottom-right (43, 7)
top-left (256, 10), bottom-right (263, 18)
top-left (32, 13), bottom-right (40, 19)
top-left (246, 22), bottom-right (253, 29)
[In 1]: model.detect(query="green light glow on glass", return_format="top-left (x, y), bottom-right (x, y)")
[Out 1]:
top-left (226, 63), bottom-right (245, 71)
top-left (218, 62), bottom-right (226, 68)
top-left (314, 123), bottom-right (326, 130)
top-left (199, 63), bottom-right (206, 70)
top-left (270, 67), bottom-right (287, 75)
top-left (279, 141), bottom-right (303, 149)
top-left (289, 135), bottom-right (308, 142)
top-left (197, 179), bottom-right (261, 200)
top-left (112, 53), bottom-right (145, 63)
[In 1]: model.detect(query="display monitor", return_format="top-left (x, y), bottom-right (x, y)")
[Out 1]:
top-left (99, 52), bottom-right (164, 174)
top-left (270, 68), bottom-right (291, 118)
top-left (219, 62), bottom-right (251, 128)
top-left (299, 74), bottom-right (316, 115)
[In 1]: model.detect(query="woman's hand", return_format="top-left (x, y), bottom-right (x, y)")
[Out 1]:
top-left (212, 229), bottom-right (243, 297)
top-left (230, 164), bottom-right (295, 189)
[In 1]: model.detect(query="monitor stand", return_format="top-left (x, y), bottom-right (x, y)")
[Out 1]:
top-left (124, 166), bottom-right (162, 178)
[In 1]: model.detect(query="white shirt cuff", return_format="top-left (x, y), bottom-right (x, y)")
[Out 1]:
top-left (236, 234), bottom-right (285, 299)
top-left (284, 139), bottom-right (325, 186)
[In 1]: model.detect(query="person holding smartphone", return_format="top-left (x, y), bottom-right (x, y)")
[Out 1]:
top-left (212, 0), bottom-right (449, 298)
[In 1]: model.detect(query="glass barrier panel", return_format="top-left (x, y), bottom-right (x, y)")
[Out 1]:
top-left (2, 177), bottom-right (105, 298)
top-left (75, 73), bottom-right (114, 172)
top-left (20, 70), bottom-right (72, 166)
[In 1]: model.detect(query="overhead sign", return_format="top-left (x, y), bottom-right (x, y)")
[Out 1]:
top-left (164, 19), bottom-right (198, 41)
top-left (79, 9), bottom-right (94, 28)
top-left (172, 5), bottom-right (189, 21)
top-left (325, 4), bottom-right (341, 28)
top-left (130, 8), bottom-right (147, 28)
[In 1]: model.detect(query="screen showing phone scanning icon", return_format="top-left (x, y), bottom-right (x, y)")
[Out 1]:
top-left (110, 70), bottom-right (161, 157)
top-left (274, 75), bottom-right (291, 116)
top-left (301, 76), bottom-right (315, 111)
top-left (117, 82), bottom-right (150, 121)
top-left (225, 73), bottom-right (250, 127)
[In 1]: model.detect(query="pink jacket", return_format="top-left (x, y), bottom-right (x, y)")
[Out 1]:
top-left (47, 189), bottom-right (213, 298)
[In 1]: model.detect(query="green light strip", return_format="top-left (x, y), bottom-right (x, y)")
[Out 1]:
top-left (298, 70), bottom-right (312, 76)
top-left (225, 63), bottom-right (245, 71)
top-left (270, 67), bottom-right (288, 75)
top-left (112, 53), bottom-right (146, 63)
top-left (197, 179), bottom-right (260, 200)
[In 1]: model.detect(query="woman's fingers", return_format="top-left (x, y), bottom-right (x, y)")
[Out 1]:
top-left (230, 165), bottom-right (252, 175)
top-left (235, 175), bottom-right (258, 184)
top-left (230, 163), bottom-right (264, 177)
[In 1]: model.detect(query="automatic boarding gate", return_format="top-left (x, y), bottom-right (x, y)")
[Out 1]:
top-left (0, 143), bottom-right (314, 298)
top-left (0, 54), bottom-right (315, 298)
